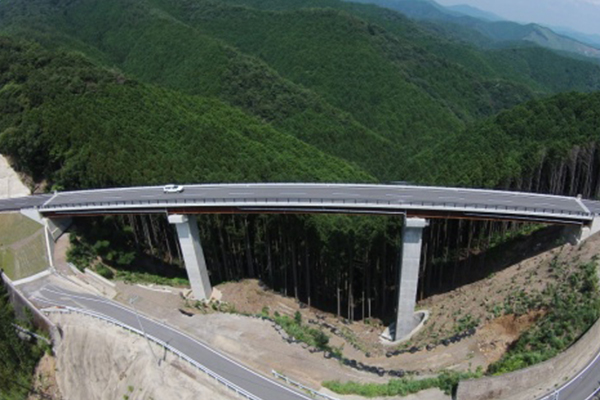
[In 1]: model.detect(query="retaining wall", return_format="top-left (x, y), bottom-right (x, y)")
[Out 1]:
top-left (0, 270), bottom-right (61, 344)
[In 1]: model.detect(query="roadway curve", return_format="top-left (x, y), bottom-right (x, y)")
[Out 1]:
top-left (32, 183), bottom-right (599, 224)
top-left (29, 283), bottom-right (311, 400)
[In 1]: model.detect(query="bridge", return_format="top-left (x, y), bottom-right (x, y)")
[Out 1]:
top-left (3, 183), bottom-right (600, 340)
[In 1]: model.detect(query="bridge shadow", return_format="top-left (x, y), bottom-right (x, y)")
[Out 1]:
top-left (421, 225), bottom-right (567, 300)
top-left (118, 254), bottom-right (189, 284)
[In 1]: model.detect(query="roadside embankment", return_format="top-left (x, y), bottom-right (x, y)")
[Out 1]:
top-left (50, 313), bottom-right (236, 400)
top-left (0, 154), bottom-right (29, 199)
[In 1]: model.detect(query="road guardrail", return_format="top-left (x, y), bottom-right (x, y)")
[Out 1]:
top-left (271, 370), bottom-right (339, 400)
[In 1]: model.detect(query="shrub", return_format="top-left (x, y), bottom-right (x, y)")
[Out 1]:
top-left (95, 264), bottom-right (115, 279)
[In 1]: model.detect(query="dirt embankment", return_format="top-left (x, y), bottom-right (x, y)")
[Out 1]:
top-left (0, 154), bottom-right (29, 199)
top-left (27, 353), bottom-right (62, 400)
top-left (50, 313), bottom-right (236, 400)
top-left (213, 232), bottom-right (600, 375)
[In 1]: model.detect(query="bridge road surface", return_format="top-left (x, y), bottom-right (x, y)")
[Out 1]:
top-left (31, 283), bottom-right (311, 400)
top-left (0, 194), bottom-right (51, 211)
top-left (38, 183), bottom-right (592, 222)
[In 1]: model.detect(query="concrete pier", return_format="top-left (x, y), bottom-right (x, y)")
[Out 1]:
top-left (168, 214), bottom-right (212, 300)
top-left (394, 217), bottom-right (428, 341)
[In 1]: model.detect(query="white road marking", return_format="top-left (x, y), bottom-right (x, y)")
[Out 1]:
top-left (438, 196), bottom-right (467, 201)
top-left (332, 192), bottom-right (360, 197)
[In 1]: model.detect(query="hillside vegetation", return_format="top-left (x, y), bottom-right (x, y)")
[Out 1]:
top-left (4, 0), bottom-right (600, 182)
top-left (0, 280), bottom-right (46, 400)
top-left (406, 91), bottom-right (600, 195)
top-left (0, 37), bottom-right (371, 188)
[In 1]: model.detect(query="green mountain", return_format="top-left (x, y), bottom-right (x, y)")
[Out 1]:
top-left (203, 0), bottom-right (600, 92)
top-left (405, 91), bottom-right (600, 197)
top-left (0, 37), bottom-right (372, 188)
top-left (0, 0), bottom-right (506, 180)
top-left (3, 0), bottom-right (600, 186)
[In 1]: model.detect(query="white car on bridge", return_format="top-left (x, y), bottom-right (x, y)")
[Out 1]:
top-left (163, 184), bottom-right (184, 194)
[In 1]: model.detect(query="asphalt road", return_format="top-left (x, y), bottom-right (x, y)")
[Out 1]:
top-left (0, 194), bottom-right (52, 211)
top-left (30, 283), bottom-right (311, 400)
top-left (34, 183), bottom-right (596, 222)
top-left (545, 346), bottom-right (600, 400)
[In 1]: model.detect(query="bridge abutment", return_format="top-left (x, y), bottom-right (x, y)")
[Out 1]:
top-left (168, 214), bottom-right (212, 300)
top-left (393, 217), bottom-right (428, 341)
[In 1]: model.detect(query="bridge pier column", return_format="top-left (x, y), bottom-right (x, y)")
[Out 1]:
top-left (168, 214), bottom-right (212, 300)
top-left (394, 217), bottom-right (428, 341)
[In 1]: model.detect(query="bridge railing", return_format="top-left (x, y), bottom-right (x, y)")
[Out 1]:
top-left (39, 196), bottom-right (591, 219)
top-left (44, 306), bottom-right (263, 400)
top-left (271, 370), bottom-right (339, 400)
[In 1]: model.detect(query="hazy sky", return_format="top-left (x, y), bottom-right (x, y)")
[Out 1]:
top-left (434, 0), bottom-right (600, 36)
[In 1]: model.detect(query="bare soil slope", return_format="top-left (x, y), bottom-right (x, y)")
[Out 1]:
top-left (50, 313), bottom-right (236, 400)
top-left (216, 231), bottom-right (600, 373)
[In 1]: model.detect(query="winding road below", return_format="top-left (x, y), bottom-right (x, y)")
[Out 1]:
top-left (27, 281), bottom-right (312, 400)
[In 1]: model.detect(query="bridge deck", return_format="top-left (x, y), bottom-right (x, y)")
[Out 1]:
top-left (22, 183), bottom-right (596, 224)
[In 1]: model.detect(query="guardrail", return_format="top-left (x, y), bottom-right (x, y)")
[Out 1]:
top-left (271, 370), bottom-right (339, 400)
top-left (39, 196), bottom-right (592, 220)
top-left (44, 306), bottom-right (262, 400)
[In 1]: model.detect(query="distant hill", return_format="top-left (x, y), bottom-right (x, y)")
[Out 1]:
top-left (445, 4), bottom-right (503, 22)
top-left (0, 0), bottom-right (535, 181)
top-left (551, 26), bottom-right (600, 49)
top-left (348, 0), bottom-right (600, 61)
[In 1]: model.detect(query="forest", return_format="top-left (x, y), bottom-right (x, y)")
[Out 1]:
top-left (0, 280), bottom-right (46, 400)
top-left (0, 0), bottom-right (600, 391)
top-left (1, 0), bottom-right (600, 321)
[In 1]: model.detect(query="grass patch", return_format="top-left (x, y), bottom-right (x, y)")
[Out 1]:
top-left (273, 312), bottom-right (331, 351)
top-left (261, 309), bottom-right (334, 354)
top-left (94, 264), bottom-right (115, 279)
top-left (0, 248), bottom-right (16, 277)
top-left (323, 370), bottom-right (482, 397)
top-left (13, 233), bottom-right (49, 280)
top-left (115, 270), bottom-right (189, 287)
top-left (0, 213), bottom-right (48, 280)
top-left (0, 214), bottom-right (42, 245)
